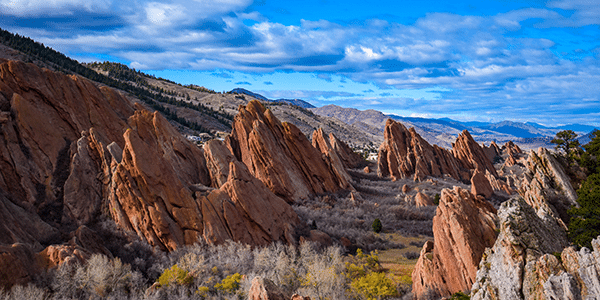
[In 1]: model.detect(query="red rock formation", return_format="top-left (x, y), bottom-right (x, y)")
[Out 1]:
top-left (470, 168), bottom-right (494, 199)
top-left (312, 128), bottom-right (353, 188)
top-left (0, 60), bottom-right (133, 227)
top-left (377, 120), bottom-right (500, 183)
top-left (327, 132), bottom-right (364, 168)
top-left (412, 187), bottom-right (498, 298)
top-left (377, 120), bottom-right (463, 181)
top-left (0, 243), bottom-right (41, 290)
top-left (452, 130), bottom-right (498, 178)
top-left (482, 141), bottom-right (501, 163)
top-left (38, 226), bottom-right (112, 268)
top-left (502, 141), bottom-right (523, 167)
top-left (226, 100), bottom-right (349, 202)
top-left (248, 277), bottom-right (290, 300)
top-left (109, 111), bottom-right (300, 250)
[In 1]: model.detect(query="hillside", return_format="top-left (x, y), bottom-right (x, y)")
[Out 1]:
top-left (311, 104), bottom-right (592, 150)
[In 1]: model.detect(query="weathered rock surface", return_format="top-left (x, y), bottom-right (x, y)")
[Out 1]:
top-left (482, 141), bottom-right (501, 163)
top-left (0, 60), bottom-right (133, 229)
top-left (518, 147), bottom-right (578, 228)
top-left (377, 120), bottom-right (464, 181)
top-left (38, 225), bottom-right (111, 269)
top-left (377, 120), bottom-right (498, 183)
top-left (0, 243), bottom-right (41, 290)
top-left (471, 197), bottom-right (569, 300)
top-left (0, 61), bottom-right (304, 278)
top-left (248, 276), bottom-right (290, 300)
top-left (109, 111), bottom-right (300, 250)
top-left (326, 131), bottom-right (365, 169)
top-left (226, 100), bottom-right (350, 202)
top-left (312, 128), bottom-right (353, 188)
top-left (452, 130), bottom-right (498, 178)
top-left (470, 169), bottom-right (494, 199)
top-left (412, 187), bottom-right (497, 298)
top-left (502, 141), bottom-right (523, 167)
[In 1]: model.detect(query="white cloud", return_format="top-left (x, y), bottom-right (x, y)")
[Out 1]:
top-left (0, 0), bottom-right (112, 16)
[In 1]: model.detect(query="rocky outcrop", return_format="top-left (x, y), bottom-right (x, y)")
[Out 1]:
top-left (502, 141), bottom-right (523, 167)
top-left (326, 131), bottom-right (365, 169)
top-left (377, 120), bottom-right (498, 182)
top-left (109, 111), bottom-right (300, 250)
top-left (0, 61), bottom-right (303, 257)
top-left (226, 100), bottom-right (350, 202)
top-left (471, 197), bottom-right (569, 300)
top-left (518, 147), bottom-right (578, 228)
top-left (0, 60), bottom-right (133, 229)
top-left (482, 141), bottom-right (501, 163)
top-left (38, 225), bottom-right (112, 268)
top-left (377, 120), bottom-right (464, 181)
top-left (470, 169), bottom-right (494, 199)
top-left (452, 130), bottom-right (498, 178)
top-left (412, 187), bottom-right (497, 298)
top-left (248, 277), bottom-right (290, 300)
top-left (312, 128), bottom-right (353, 188)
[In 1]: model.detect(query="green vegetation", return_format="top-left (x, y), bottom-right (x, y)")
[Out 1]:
top-left (551, 130), bottom-right (581, 162)
top-left (157, 264), bottom-right (194, 287)
top-left (346, 249), bottom-right (398, 300)
top-left (449, 291), bottom-right (471, 299)
top-left (433, 193), bottom-right (440, 205)
top-left (372, 219), bottom-right (382, 233)
top-left (214, 273), bottom-right (242, 294)
top-left (568, 173), bottom-right (600, 249)
top-left (579, 130), bottom-right (600, 175)
top-left (563, 129), bottom-right (600, 249)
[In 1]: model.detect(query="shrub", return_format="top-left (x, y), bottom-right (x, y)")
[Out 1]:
top-left (372, 219), bottom-right (382, 233)
top-left (350, 271), bottom-right (398, 300)
top-left (449, 291), bottom-right (471, 299)
top-left (158, 264), bottom-right (194, 287)
top-left (214, 273), bottom-right (242, 294)
top-left (433, 194), bottom-right (440, 205)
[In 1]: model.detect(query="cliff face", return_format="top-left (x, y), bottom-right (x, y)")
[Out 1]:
top-left (411, 187), bottom-right (498, 298)
top-left (0, 61), bottom-right (305, 288)
top-left (226, 100), bottom-right (351, 202)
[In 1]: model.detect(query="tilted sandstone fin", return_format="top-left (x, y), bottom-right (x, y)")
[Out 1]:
top-left (412, 186), bottom-right (497, 298)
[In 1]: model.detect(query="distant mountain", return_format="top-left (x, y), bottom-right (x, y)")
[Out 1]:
top-left (230, 88), bottom-right (315, 108)
top-left (311, 104), bottom-right (595, 150)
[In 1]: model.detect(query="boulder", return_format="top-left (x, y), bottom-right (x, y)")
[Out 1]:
top-left (414, 192), bottom-right (434, 207)
top-left (412, 187), bottom-right (497, 298)
top-left (247, 277), bottom-right (289, 300)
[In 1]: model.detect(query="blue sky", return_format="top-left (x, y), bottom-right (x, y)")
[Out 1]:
top-left (1, 0), bottom-right (599, 126)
